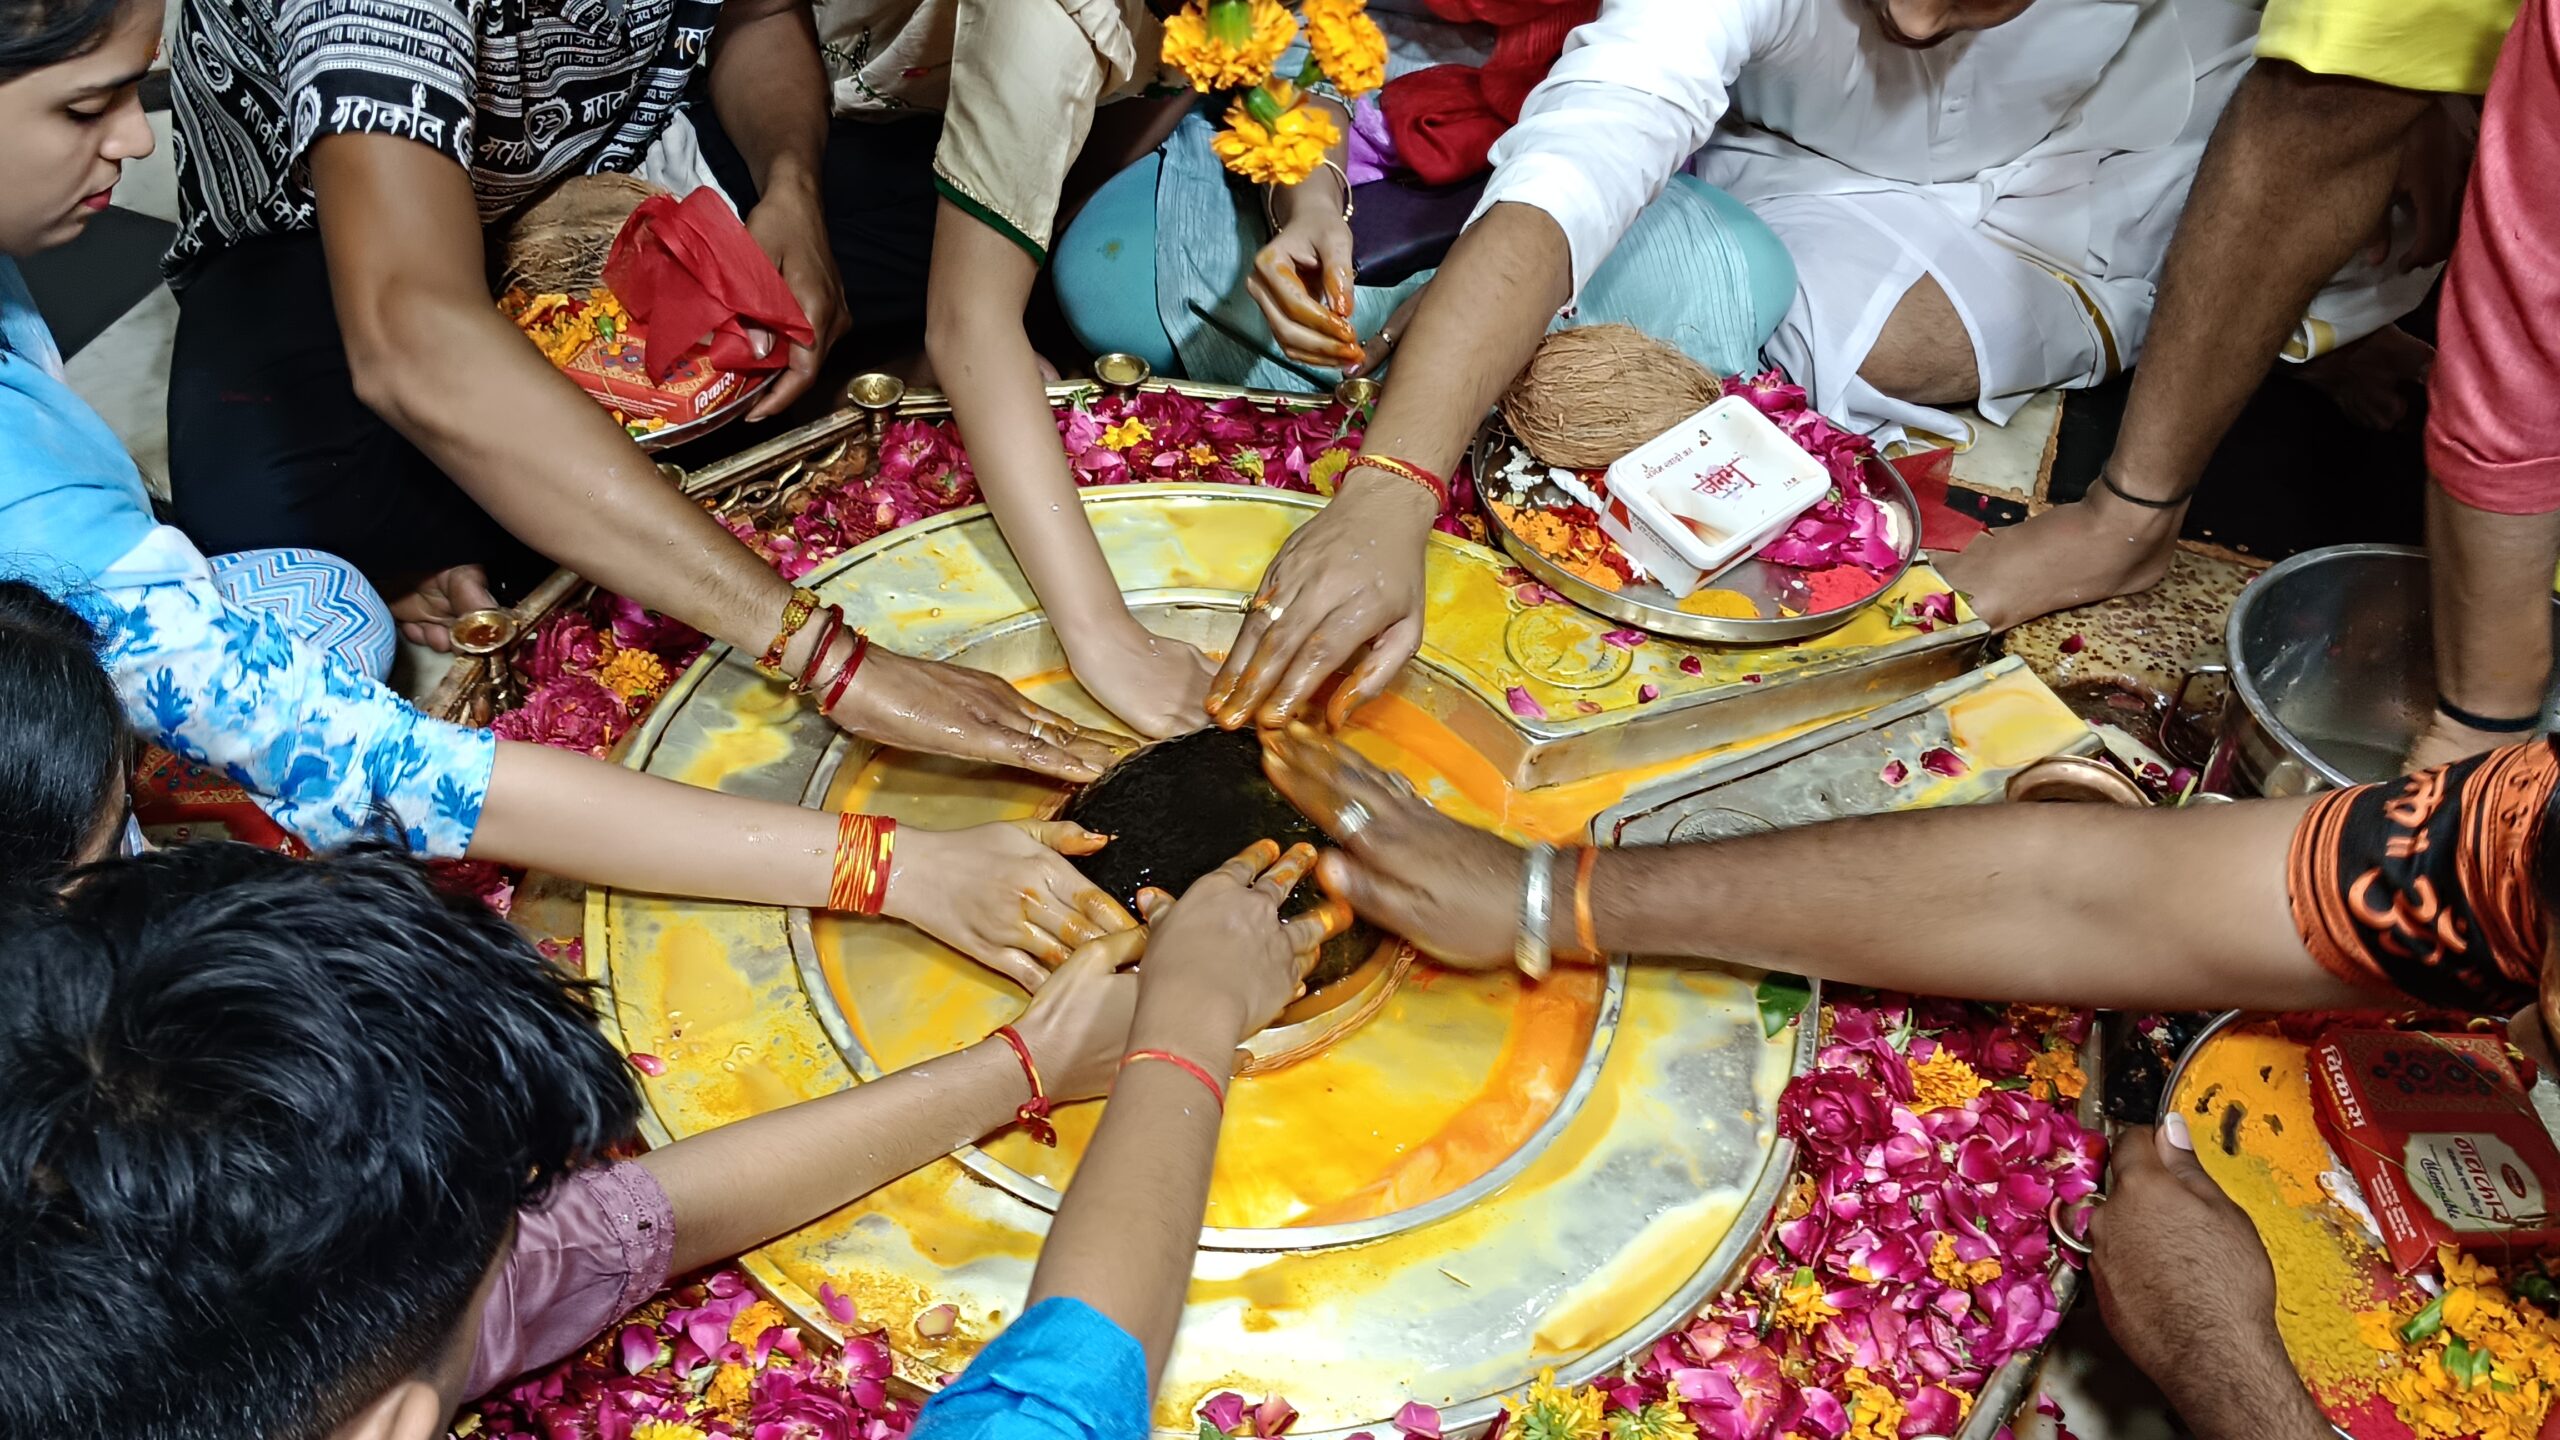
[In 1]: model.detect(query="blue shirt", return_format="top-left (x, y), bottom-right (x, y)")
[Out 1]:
top-left (910, 1299), bottom-right (1150, 1440)
top-left (0, 258), bottom-right (165, 587)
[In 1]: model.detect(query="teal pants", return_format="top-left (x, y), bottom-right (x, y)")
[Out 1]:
top-left (1055, 149), bottom-right (1800, 388)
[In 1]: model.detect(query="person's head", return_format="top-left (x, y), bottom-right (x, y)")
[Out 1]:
top-left (0, 0), bottom-right (160, 256)
top-left (0, 843), bottom-right (641, 1440)
top-left (1871, 0), bottom-right (2039, 47)
top-left (0, 578), bottom-right (131, 884)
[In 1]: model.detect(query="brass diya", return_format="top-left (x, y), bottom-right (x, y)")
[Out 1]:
top-left (1045, 727), bottom-right (1413, 1075)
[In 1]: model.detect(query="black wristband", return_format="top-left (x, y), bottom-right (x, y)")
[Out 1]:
top-left (2099, 471), bottom-right (2199, 511)
top-left (2437, 697), bottom-right (2544, 734)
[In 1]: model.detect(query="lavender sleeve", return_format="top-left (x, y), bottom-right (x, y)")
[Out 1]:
top-left (466, 1160), bottom-right (679, 1400)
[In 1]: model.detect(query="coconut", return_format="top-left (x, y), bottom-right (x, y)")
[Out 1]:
top-left (497, 173), bottom-right (661, 294)
top-left (1500, 323), bottom-right (1725, 471)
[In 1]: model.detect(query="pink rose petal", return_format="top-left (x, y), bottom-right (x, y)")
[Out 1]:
top-left (617, 1322), bottom-right (663, 1375)
top-left (1919, 747), bottom-right (1969, 779)
top-left (1637, 683), bottom-right (1661, 703)
top-left (1204, 1393), bottom-right (1250, 1434)
top-left (1506, 686), bottom-right (1549, 719)
top-left (1601, 629), bottom-right (1648, 649)
top-left (2059, 633), bottom-right (2085, 655)
top-left (1880, 759), bottom-right (1909, 787)
top-left (1394, 1402), bottom-right (1444, 1440)
top-left (627, 1052), bottom-right (666, 1076)
top-left (1253, 1395), bottom-right (1299, 1437)
top-left (1742, 673), bottom-right (1762, 684)
top-left (1679, 656), bottom-right (1704, 676)
top-left (913, 1303), bottom-right (957, 1339)
top-left (818, 1281), bottom-right (857, 1325)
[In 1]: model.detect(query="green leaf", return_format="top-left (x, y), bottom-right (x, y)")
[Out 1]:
top-left (1757, 973), bottom-right (1813, 1038)
top-left (1202, 1423), bottom-right (1225, 1440)
top-left (2401, 1293), bottom-right (2447, 1344)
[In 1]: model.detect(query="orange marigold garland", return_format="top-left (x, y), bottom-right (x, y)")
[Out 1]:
top-left (1164, 0), bottom-right (1387, 187)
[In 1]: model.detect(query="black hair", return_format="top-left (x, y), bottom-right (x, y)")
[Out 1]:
top-left (0, 843), bottom-right (641, 1440)
top-left (0, 578), bottom-right (127, 886)
top-left (0, 0), bottom-right (132, 82)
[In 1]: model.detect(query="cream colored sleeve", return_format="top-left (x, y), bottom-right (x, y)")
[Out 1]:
top-left (934, 0), bottom-right (1127, 257)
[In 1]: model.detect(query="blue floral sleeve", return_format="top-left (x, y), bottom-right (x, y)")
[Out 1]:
top-left (908, 1298), bottom-right (1149, 1440)
top-left (79, 543), bottom-right (495, 857)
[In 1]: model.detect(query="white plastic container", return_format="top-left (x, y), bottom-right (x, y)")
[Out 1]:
top-left (1587, 396), bottom-right (1832, 597)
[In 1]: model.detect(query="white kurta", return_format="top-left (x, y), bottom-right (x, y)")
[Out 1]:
top-left (1472, 0), bottom-right (2435, 441)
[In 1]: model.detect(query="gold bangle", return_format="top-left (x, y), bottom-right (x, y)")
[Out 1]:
top-left (757, 588), bottom-right (821, 678)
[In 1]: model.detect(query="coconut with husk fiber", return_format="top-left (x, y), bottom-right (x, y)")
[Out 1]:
top-left (1500, 324), bottom-right (1724, 471)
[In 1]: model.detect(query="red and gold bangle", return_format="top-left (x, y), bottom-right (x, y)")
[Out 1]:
top-left (758, 588), bottom-right (822, 677)
top-left (1348, 455), bottom-right (1450, 512)
top-left (992, 1024), bottom-right (1058, 1146)
top-left (829, 811), bottom-right (898, 915)
top-left (1120, 1049), bottom-right (1226, 1115)
top-left (1571, 844), bottom-right (1601, 962)
top-left (791, 605), bottom-right (846, 695)
top-left (821, 630), bottom-right (872, 715)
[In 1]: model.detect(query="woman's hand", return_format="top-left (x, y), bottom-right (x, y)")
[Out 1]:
top-left (830, 648), bottom-right (1127, 782)
top-left (743, 181), bottom-right (850, 419)
top-left (1209, 473), bottom-right (1435, 730)
top-left (884, 821), bottom-right (1139, 989)
top-left (1260, 723), bottom-right (1523, 968)
top-left (1249, 209), bottom-right (1362, 369)
top-left (1135, 841), bottom-right (1353, 1048)
top-left (1069, 625), bottom-right (1218, 739)
top-left (1009, 890), bottom-right (1170, 1101)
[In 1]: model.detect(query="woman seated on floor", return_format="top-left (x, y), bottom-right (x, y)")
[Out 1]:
top-left (0, 809), bottom-right (1340, 1434)
top-left (1049, 0), bottom-right (1799, 391)
top-left (0, 2), bottom-right (1127, 978)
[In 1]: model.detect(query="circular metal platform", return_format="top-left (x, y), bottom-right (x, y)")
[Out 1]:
top-left (585, 489), bottom-right (1817, 1434)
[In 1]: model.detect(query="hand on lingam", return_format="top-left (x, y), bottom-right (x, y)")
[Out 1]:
top-left (1260, 723), bottom-right (1528, 969)
top-left (886, 820), bottom-right (1141, 991)
top-left (1066, 623), bottom-right (1218, 741)
top-left (1211, 484), bottom-right (1431, 731)
top-left (827, 648), bottom-right (1127, 783)
top-left (1136, 840), bottom-right (1354, 1052)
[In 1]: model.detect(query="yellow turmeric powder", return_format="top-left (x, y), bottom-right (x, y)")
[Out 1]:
top-left (1676, 589), bottom-right (1762, 620)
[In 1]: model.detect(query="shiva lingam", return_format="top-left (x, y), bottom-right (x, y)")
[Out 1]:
top-left (583, 479), bottom-right (2094, 1434)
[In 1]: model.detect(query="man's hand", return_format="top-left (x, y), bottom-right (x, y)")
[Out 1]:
top-left (1136, 840), bottom-right (1351, 1048)
top-left (2094, 1117), bottom-right (2328, 1440)
top-left (829, 648), bottom-right (1127, 782)
top-left (390, 563), bottom-right (498, 650)
top-left (1260, 723), bottom-right (1526, 967)
top-left (744, 182), bottom-right (847, 419)
top-left (1209, 473), bottom-right (1434, 730)
top-left (1250, 209), bottom-right (1362, 369)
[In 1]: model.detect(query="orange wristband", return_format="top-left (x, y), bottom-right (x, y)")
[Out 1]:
top-left (993, 1024), bottom-right (1058, 1146)
top-left (829, 812), bottom-right (898, 915)
top-left (759, 588), bottom-right (822, 677)
top-left (1120, 1049), bottom-right (1226, 1114)
top-left (1572, 844), bottom-right (1601, 962)
top-left (1349, 455), bottom-right (1450, 512)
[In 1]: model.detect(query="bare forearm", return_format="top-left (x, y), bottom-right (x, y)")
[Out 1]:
top-left (472, 741), bottom-right (835, 905)
top-left (1028, 999), bottom-right (1236, 1387)
top-left (640, 1038), bottom-right (1026, 1273)
top-left (1585, 797), bottom-right (2367, 1011)
top-left (1274, 97), bottom-right (1353, 230)
top-left (1360, 201), bottom-right (1570, 478)
top-left (2156, 1318), bottom-right (2332, 1440)
top-left (927, 206), bottom-right (1140, 649)
top-left (708, 0), bottom-right (830, 199)
top-left (2109, 65), bottom-right (2431, 499)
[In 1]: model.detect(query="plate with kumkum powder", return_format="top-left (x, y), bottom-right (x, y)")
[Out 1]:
top-left (503, 284), bottom-right (774, 453)
top-left (1472, 416), bottom-right (1919, 645)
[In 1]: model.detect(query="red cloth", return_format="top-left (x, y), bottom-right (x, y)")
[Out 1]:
top-left (1381, 0), bottom-right (1599, 185)
top-left (132, 743), bottom-right (308, 856)
top-left (2426, 0), bottom-right (2560, 515)
top-left (602, 189), bottom-right (814, 385)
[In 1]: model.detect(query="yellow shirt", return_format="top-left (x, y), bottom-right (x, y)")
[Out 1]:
top-left (2256, 0), bottom-right (2519, 93)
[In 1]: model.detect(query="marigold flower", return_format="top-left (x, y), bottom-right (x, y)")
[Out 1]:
top-left (1162, 0), bottom-right (1296, 92)
top-left (1928, 1233), bottom-right (2003, 1288)
top-left (1514, 1370), bottom-right (1606, 1440)
top-left (631, 1423), bottom-right (711, 1440)
top-left (2023, 1045), bottom-right (2086, 1103)
top-left (1771, 1269), bottom-right (1840, 1332)
top-left (1907, 1051), bottom-right (1989, 1112)
top-left (598, 645), bottom-right (671, 701)
top-left (1308, 447), bottom-right (1354, 496)
top-left (1302, 0), bottom-right (1387, 97)
top-left (1211, 93), bottom-right (1341, 187)
top-left (1101, 417), bottom-right (1153, 450)
top-left (1604, 1400), bottom-right (1699, 1440)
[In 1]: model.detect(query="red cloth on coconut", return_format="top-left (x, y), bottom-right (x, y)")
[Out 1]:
top-left (1382, 0), bottom-right (1600, 185)
top-left (602, 189), bottom-right (814, 384)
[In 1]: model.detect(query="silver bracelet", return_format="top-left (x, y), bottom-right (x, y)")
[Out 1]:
top-left (1261, 158), bottom-right (1356, 234)
top-left (1515, 842), bottom-right (1557, 980)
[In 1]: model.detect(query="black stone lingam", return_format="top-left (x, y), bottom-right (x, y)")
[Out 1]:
top-left (1057, 727), bottom-right (1384, 990)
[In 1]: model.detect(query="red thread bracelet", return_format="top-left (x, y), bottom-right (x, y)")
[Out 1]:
top-left (1120, 1049), bottom-right (1226, 1114)
top-left (792, 605), bottom-right (846, 695)
top-left (1349, 455), bottom-right (1450, 512)
top-left (821, 630), bottom-right (871, 715)
top-left (993, 1025), bottom-right (1058, 1146)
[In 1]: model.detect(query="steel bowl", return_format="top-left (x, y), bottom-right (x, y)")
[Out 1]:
top-left (1472, 418), bottom-right (1920, 644)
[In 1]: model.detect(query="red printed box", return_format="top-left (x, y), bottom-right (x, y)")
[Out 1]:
top-left (2309, 1028), bottom-right (2560, 1274)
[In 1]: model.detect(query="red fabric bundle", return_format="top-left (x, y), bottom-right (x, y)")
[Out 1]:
top-left (602, 188), bottom-right (813, 384)
top-left (1382, 0), bottom-right (1599, 185)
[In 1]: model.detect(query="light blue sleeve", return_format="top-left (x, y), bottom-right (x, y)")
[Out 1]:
top-left (83, 567), bottom-right (496, 858)
top-left (909, 1298), bottom-right (1150, 1440)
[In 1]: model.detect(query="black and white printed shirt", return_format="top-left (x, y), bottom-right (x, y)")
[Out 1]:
top-left (165, 0), bottom-right (723, 280)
